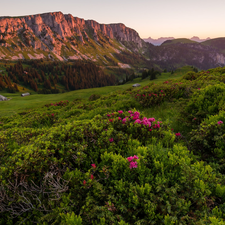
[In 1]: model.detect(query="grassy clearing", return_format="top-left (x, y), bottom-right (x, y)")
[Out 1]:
top-left (0, 68), bottom-right (189, 117)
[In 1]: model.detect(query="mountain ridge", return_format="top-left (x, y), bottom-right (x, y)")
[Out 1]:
top-left (1, 11), bottom-right (225, 70)
top-left (143, 36), bottom-right (211, 46)
top-left (0, 11), bottom-right (146, 63)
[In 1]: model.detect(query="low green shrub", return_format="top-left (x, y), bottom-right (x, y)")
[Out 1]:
top-left (189, 111), bottom-right (225, 158)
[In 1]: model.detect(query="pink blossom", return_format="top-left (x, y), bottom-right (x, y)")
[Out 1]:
top-left (90, 174), bottom-right (94, 180)
top-left (134, 119), bottom-right (142, 124)
top-left (118, 117), bottom-right (122, 120)
top-left (127, 156), bottom-right (134, 162)
top-left (91, 164), bottom-right (96, 169)
top-left (107, 114), bottom-right (111, 117)
top-left (132, 115), bottom-right (139, 120)
top-left (129, 161), bottom-right (138, 169)
top-left (148, 118), bottom-right (155, 122)
top-left (109, 138), bottom-right (114, 142)
top-left (161, 90), bottom-right (163, 92)
top-left (149, 129), bottom-right (152, 131)
top-left (122, 118), bottom-right (127, 124)
top-left (128, 110), bottom-right (133, 114)
top-left (83, 180), bottom-right (87, 186)
top-left (218, 121), bottom-right (223, 125)
top-left (118, 110), bottom-right (123, 114)
top-left (175, 133), bottom-right (181, 137)
top-left (133, 155), bottom-right (139, 160)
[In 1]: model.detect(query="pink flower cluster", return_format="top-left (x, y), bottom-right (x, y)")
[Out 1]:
top-left (218, 121), bottom-right (223, 125)
top-left (134, 117), bottom-right (155, 127)
top-left (127, 155), bottom-right (139, 169)
top-left (107, 110), bottom-right (160, 131)
top-left (45, 100), bottom-right (69, 107)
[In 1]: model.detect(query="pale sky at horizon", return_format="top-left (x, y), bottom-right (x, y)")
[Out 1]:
top-left (1, 0), bottom-right (225, 39)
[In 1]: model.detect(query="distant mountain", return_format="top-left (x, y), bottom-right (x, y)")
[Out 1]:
top-left (143, 37), bottom-right (175, 46)
top-left (144, 36), bottom-right (211, 46)
top-left (190, 36), bottom-right (210, 42)
top-left (147, 38), bottom-right (225, 70)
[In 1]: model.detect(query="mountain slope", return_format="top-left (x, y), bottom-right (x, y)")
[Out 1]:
top-left (147, 38), bottom-right (225, 70)
top-left (0, 12), bottom-right (147, 66)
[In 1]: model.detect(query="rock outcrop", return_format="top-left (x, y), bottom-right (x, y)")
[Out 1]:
top-left (0, 95), bottom-right (7, 101)
top-left (0, 12), bottom-right (145, 60)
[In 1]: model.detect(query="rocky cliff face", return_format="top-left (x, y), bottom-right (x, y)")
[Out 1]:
top-left (0, 12), bottom-right (145, 61)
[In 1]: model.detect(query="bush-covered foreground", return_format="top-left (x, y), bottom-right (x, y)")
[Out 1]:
top-left (1, 68), bottom-right (225, 224)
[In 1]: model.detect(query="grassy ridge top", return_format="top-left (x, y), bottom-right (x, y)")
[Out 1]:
top-left (161, 38), bottom-right (197, 45)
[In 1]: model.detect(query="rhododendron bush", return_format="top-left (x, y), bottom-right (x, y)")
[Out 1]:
top-left (2, 66), bottom-right (225, 224)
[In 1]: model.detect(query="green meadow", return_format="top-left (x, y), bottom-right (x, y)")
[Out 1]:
top-left (0, 67), bottom-right (191, 118)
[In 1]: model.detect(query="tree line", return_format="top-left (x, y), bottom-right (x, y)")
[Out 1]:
top-left (1, 60), bottom-right (116, 93)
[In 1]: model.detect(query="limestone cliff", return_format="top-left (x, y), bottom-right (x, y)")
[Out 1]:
top-left (0, 12), bottom-right (145, 61)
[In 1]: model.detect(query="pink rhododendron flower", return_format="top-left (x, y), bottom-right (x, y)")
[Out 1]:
top-left (118, 110), bottom-right (123, 114)
top-left (107, 114), bottom-right (111, 117)
top-left (118, 117), bottom-right (122, 120)
top-left (134, 119), bottom-right (141, 124)
top-left (129, 161), bottom-right (138, 169)
top-left (175, 133), bottom-right (181, 137)
top-left (148, 118), bottom-right (155, 122)
top-left (109, 138), bottom-right (114, 142)
top-left (133, 155), bottom-right (139, 160)
top-left (91, 164), bottom-right (96, 169)
top-left (149, 129), bottom-right (152, 131)
top-left (127, 156), bottom-right (133, 162)
top-left (90, 174), bottom-right (94, 180)
top-left (122, 118), bottom-right (127, 124)
top-left (218, 121), bottom-right (223, 125)
top-left (83, 180), bottom-right (87, 186)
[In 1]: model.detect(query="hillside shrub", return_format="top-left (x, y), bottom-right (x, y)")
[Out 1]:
top-left (180, 84), bottom-right (225, 127)
top-left (189, 111), bottom-right (225, 159)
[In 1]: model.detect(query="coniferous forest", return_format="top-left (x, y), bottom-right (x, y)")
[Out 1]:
top-left (0, 60), bottom-right (116, 94)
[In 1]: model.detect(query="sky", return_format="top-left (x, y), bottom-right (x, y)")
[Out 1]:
top-left (1, 0), bottom-right (225, 39)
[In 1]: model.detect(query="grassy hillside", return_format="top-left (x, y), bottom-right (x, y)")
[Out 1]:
top-left (1, 66), bottom-right (225, 224)
top-left (0, 66), bottom-right (193, 117)
top-left (161, 38), bottom-right (197, 46)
